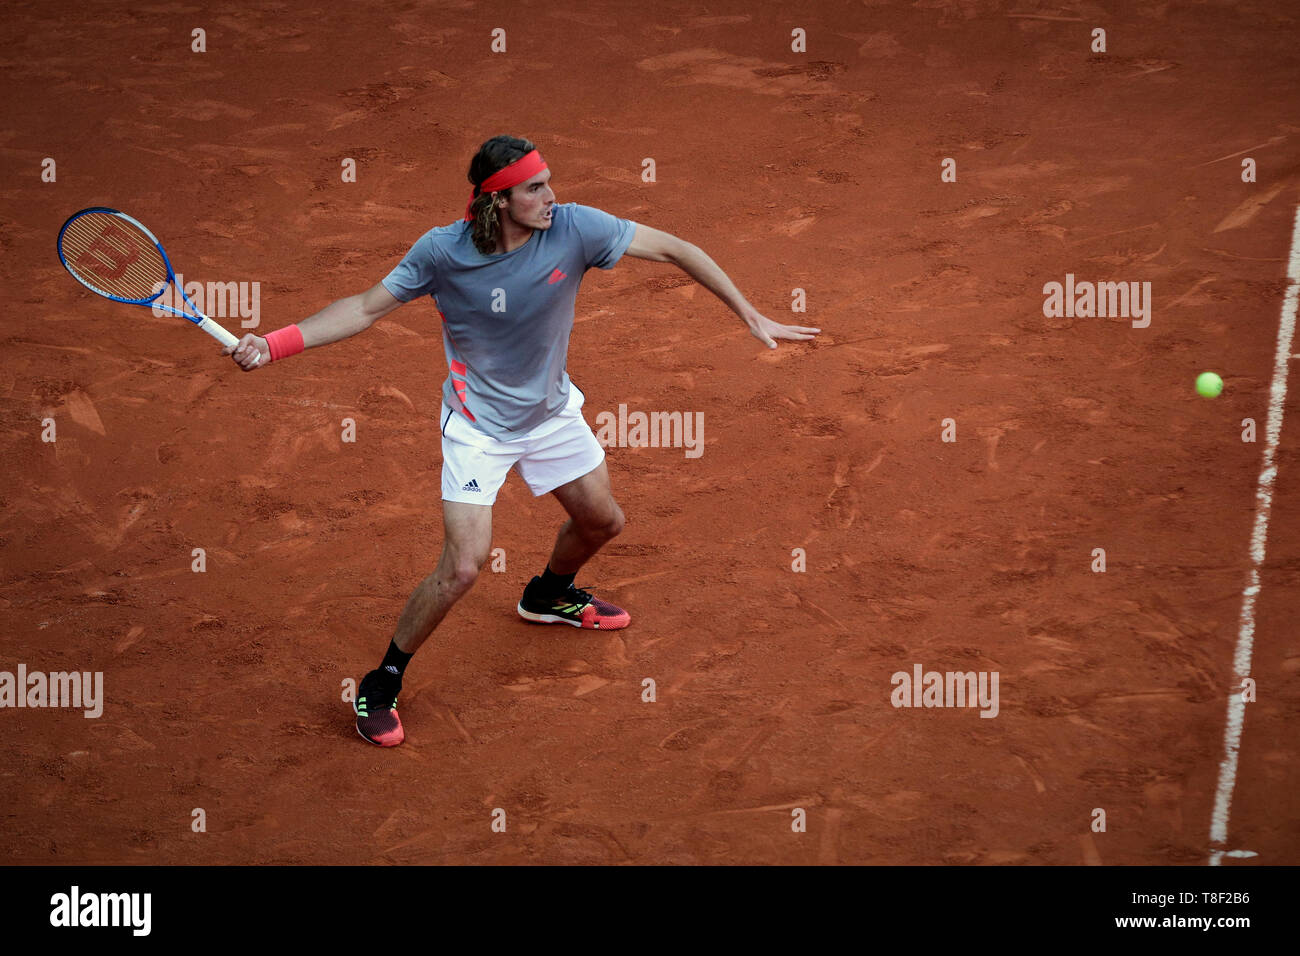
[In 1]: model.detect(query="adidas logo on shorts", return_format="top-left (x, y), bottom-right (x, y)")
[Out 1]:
top-left (461, 479), bottom-right (481, 492)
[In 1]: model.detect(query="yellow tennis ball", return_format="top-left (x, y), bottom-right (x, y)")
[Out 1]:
top-left (1196, 371), bottom-right (1224, 398)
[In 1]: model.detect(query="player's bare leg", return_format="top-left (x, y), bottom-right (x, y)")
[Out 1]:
top-left (517, 460), bottom-right (631, 629)
top-left (355, 501), bottom-right (492, 745)
top-left (391, 501), bottom-right (494, 653)
top-left (546, 459), bottom-right (625, 573)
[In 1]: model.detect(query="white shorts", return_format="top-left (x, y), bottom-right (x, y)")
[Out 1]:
top-left (440, 385), bottom-right (606, 505)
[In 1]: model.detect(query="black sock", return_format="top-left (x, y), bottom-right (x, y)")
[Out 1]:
top-left (379, 641), bottom-right (412, 681)
top-left (538, 565), bottom-right (576, 596)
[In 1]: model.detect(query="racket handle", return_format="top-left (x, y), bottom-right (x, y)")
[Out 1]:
top-left (197, 317), bottom-right (240, 349)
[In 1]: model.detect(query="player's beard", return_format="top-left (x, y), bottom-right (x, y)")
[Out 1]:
top-left (505, 206), bottom-right (550, 232)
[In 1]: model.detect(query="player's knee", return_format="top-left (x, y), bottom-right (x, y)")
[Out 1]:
top-left (443, 547), bottom-right (489, 592)
top-left (447, 560), bottom-right (482, 593)
top-left (590, 504), bottom-right (624, 542)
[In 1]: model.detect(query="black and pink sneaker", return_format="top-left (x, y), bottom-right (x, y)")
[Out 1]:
top-left (354, 668), bottom-right (404, 747)
top-left (516, 578), bottom-right (631, 630)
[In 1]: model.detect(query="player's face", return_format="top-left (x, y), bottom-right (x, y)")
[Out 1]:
top-left (502, 169), bottom-right (555, 230)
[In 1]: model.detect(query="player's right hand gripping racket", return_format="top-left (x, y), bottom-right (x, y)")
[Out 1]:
top-left (57, 207), bottom-right (258, 365)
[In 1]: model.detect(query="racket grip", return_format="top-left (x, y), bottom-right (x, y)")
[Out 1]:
top-left (197, 317), bottom-right (240, 348)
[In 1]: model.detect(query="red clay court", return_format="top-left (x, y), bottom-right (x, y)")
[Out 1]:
top-left (2, 0), bottom-right (1298, 864)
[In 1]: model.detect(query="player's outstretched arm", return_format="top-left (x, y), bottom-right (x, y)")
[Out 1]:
top-left (223, 282), bottom-right (405, 371)
top-left (623, 223), bottom-right (821, 349)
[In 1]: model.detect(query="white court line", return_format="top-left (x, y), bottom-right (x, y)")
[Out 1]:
top-left (1208, 204), bottom-right (1300, 866)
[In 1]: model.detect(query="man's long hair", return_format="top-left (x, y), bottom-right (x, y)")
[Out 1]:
top-left (466, 135), bottom-right (536, 255)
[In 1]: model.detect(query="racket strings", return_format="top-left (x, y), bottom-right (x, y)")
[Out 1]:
top-left (60, 213), bottom-right (168, 302)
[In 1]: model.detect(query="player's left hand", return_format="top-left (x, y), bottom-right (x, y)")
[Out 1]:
top-left (741, 308), bottom-right (821, 349)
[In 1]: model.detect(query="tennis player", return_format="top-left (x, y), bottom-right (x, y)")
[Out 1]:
top-left (223, 135), bottom-right (820, 746)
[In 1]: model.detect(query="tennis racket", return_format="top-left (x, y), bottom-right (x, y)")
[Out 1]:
top-left (57, 207), bottom-right (258, 365)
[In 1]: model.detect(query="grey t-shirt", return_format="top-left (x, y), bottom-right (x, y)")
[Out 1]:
top-left (381, 202), bottom-right (637, 439)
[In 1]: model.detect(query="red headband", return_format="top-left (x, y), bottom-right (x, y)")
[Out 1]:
top-left (464, 149), bottom-right (548, 221)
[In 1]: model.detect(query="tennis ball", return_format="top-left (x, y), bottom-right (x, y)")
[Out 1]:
top-left (1196, 371), bottom-right (1224, 398)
